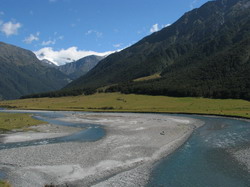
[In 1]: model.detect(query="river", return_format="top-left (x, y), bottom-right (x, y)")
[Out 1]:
top-left (148, 115), bottom-right (250, 187)
top-left (0, 110), bottom-right (249, 186)
top-left (0, 111), bottom-right (105, 150)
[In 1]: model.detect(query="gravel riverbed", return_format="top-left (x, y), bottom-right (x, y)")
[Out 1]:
top-left (0, 112), bottom-right (203, 186)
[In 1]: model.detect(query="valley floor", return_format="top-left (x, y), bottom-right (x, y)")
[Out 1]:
top-left (0, 112), bottom-right (203, 186)
top-left (0, 93), bottom-right (250, 119)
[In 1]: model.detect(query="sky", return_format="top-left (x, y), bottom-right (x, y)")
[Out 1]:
top-left (0, 0), bottom-right (210, 65)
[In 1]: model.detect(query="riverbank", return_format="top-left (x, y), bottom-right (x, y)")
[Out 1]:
top-left (0, 124), bottom-right (82, 143)
top-left (1, 93), bottom-right (249, 119)
top-left (0, 112), bottom-right (203, 186)
top-left (0, 113), bottom-right (45, 132)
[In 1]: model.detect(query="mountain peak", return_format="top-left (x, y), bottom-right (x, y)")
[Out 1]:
top-left (58, 55), bottom-right (105, 80)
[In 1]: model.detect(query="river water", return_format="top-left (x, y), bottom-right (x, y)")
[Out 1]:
top-left (0, 110), bottom-right (249, 186)
top-left (148, 115), bottom-right (250, 187)
top-left (0, 111), bottom-right (105, 150)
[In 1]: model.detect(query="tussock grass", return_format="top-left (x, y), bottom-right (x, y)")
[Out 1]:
top-left (0, 93), bottom-right (249, 118)
top-left (0, 113), bottom-right (45, 132)
top-left (0, 180), bottom-right (11, 187)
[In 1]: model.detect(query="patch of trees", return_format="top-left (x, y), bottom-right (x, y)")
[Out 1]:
top-left (20, 88), bottom-right (97, 99)
top-left (106, 79), bottom-right (250, 101)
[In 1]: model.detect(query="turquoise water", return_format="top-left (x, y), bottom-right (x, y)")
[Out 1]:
top-left (0, 111), bottom-right (249, 186)
top-left (0, 111), bottom-right (105, 150)
top-left (148, 115), bottom-right (250, 187)
top-left (0, 110), bottom-right (106, 180)
top-left (0, 172), bottom-right (5, 179)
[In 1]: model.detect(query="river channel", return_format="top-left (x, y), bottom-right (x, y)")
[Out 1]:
top-left (148, 114), bottom-right (250, 187)
top-left (0, 110), bottom-right (249, 186)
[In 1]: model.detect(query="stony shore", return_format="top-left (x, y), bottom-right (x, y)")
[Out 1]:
top-left (232, 147), bottom-right (250, 172)
top-left (0, 112), bottom-right (203, 186)
top-left (0, 124), bottom-right (82, 143)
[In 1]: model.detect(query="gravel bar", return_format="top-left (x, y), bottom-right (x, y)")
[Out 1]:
top-left (0, 112), bottom-right (203, 187)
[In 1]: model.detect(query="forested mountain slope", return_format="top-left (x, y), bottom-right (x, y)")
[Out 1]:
top-left (0, 42), bottom-right (70, 100)
top-left (21, 0), bottom-right (250, 100)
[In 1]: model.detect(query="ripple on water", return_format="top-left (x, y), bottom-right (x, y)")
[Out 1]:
top-left (148, 115), bottom-right (250, 187)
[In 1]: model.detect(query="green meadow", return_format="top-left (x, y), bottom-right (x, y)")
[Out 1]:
top-left (0, 113), bottom-right (45, 132)
top-left (0, 93), bottom-right (249, 119)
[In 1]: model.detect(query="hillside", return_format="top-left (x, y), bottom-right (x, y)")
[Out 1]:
top-left (0, 42), bottom-right (70, 100)
top-left (64, 0), bottom-right (250, 100)
top-left (58, 55), bottom-right (104, 80)
top-left (40, 59), bottom-right (57, 68)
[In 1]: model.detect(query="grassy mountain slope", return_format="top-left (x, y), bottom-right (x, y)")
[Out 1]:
top-left (0, 42), bottom-right (70, 100)
top-left (64, 0), bottom-right (250, 100)
top-left (58, 55), bottom-right (104, 80)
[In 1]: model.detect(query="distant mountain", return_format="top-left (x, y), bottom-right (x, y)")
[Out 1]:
top-left (40, 59), bottom-right (57, 68)
top-left (0, 42), bottom-right (70, 100)
top-left (64, 0), bottom-right (250, 100)
top-left (58, 55), bottom-right (104, 80)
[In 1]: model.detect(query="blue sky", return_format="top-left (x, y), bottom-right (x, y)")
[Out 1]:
top-left (0, 0), bottom-right (210, 65)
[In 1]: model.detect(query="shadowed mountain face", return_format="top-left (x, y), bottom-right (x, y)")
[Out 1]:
top-left (0, 42), bottom-right (70, 100)
top-left (65, 0), bottom-right (250, 100)
top-left (40, 59), bottom-right (57, 68)
top-left (57, 55), bottom-right (105, 80)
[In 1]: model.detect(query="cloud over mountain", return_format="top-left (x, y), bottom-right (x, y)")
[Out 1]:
top-left (150, 24), bottom-right (159, 33)
top-left (34, 46), bottom-right (116, 66)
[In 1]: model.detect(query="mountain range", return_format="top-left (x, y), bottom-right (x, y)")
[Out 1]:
top-left (63, 0), bottom-right (250, 100)
top-left (0, 42), bottom-right (71, 100)
top-left (40, 59), bottom-right (57, 68)
top-left (57, 55), bottom-right (104, 80)
top-left (3, 0), bottom-right (250, 101)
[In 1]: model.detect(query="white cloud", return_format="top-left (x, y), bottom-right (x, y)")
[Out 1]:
top-left (113, 43), bottom-right (122, 48)
top-left (58, 35), bottom-right (64, 40)
top-left (0, 21), bottom-right (21, 37)
top-left (34, 47), bottom-right (116, 66)
top-left (149, 23), bottom-right (171, 34)
top-left (23, 32), bottom-right (40, 44)
top-left (150, 23), bottom-right (159, 33)
top-left (164, 24), bottom-right (171, 28)
top-left (41, 39), bottom-right (56, 46)
top-left (40, 35), bottom-right (64, 46)
top-left (190, 0), bottom-right (199, 9)
top-left (85, 30), bottom-right (103, 38)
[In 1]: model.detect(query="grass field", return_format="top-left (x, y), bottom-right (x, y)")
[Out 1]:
top-left (0, 180), bottom-right (11, 187)
top-left (0, 112), bottom-right (45, 132)
top-left (0, 93), bottom-right (249, 119)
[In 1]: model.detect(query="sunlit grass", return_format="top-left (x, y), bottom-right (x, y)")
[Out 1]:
top-left (0, 180), bottom-right (11, 187)
top-left (133, 73), bottom-right (161, 82)
top-left (0, 113), bottom-right (45, 132)
top-left (0, 93), bottom-right (249, 118)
